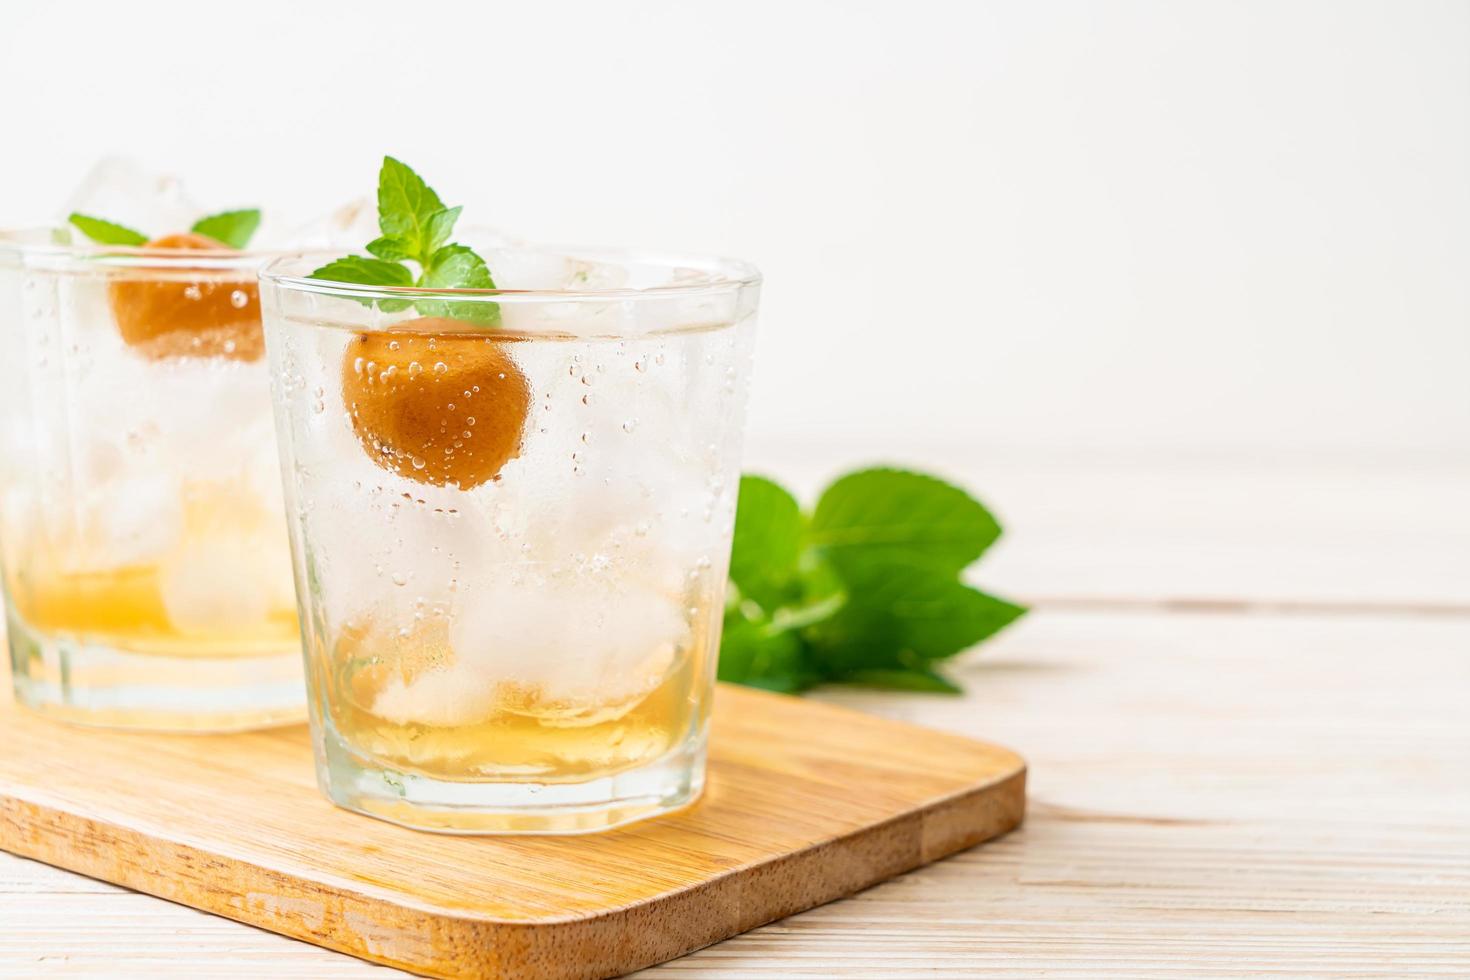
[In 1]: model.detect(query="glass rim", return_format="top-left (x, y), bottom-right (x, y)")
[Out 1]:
top-left (260, 245), bottom-right (761, 304)
top-left (0, 225), bottom-right (281, 270)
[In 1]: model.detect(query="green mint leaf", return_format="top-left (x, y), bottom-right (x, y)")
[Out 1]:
top-left (316, 158), bottom-right (500, 328)
top-left (420, 243), bottom-right (494, 288)
top-left (728, 475), bottom-right (804, 610)
top-left (423, 206), bottom-right (463, 255)
top-left (67, 212), bottom-right (148, 246)
top-left (717, 613), bottom-right (811, 693)
top-left (377, 156), bottom-right (446, 264)
top-left (810, 468), bottom-right (1001, 574)
top-left (190, 208), bottom-right (261, 249)
top-left (841, 667), bottom-right (962, 694)
top-left (806, 557), bottom-right (1025, 677)
top-left (719, 465), bottom-right (1023, 696)
top-left (365, 235), bottom-right (414, 261)
top-left (308, 255), bottom-right (415, 287)
top-left (416, 244), bottom-right (500, 326)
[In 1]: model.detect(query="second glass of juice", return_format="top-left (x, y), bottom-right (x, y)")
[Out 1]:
top-left (261, 246), bottom-right (759, 833)
top-left (0, 230), bottom-right (301, 730)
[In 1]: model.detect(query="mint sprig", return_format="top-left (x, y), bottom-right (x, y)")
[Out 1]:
top-left (68, 208), bottom-right (262, 249)
top-left (719, 468), bottom-right (1025, 694)
top-left (309, 157), bottom-right (499, 326)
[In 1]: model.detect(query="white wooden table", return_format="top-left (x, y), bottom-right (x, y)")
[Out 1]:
top-left (4, 453), bottom-right (1468, 977)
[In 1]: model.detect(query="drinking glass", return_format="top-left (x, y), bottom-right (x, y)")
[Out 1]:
top-left (0, 229), bottom-right (302, 730)
top-left (259, 246), bottom-right (759, 833)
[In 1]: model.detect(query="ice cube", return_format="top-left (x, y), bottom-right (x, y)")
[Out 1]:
top-left (148, 356), bottom-right (275, 482)
top-left (368, 660), bottom-right (502, 729)
top-left (430, 576), bottom-right (686, 721)
top-left (484, 337), bottom-right (720, 591)
top-left (483, 247), bottom-right (629, 293)
top-left (276, 198), bottom-right (380, 252)
top-left (62, 157), bottom-right (200, 242)
top-left (158, 532), bottom-right (272, 634)
top-left (484, 247), bottom-right (636, 336)
top-left (55, 475), bottom-right (185, 574)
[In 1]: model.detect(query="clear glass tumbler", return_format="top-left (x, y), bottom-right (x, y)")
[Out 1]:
top-left (0, 229), bottom-right (302, 730)
top-left (260, 247), bottom-right (759, 833)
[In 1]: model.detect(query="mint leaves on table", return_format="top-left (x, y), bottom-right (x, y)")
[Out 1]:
top-left (308, 157), bottom-right (499, 326)
top-left (719, 468), bottom-right (1024, 695)
top-left (68, 208), bottom-right (262, 249)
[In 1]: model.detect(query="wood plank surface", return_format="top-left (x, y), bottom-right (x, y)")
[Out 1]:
top-left (3, 457), bottom-right (1467, 977)
top-left (0, 685), bottom-right (1024, 979)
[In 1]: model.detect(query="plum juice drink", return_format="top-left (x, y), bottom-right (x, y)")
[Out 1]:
top-left (262, 248), bottom-right (759, 833)
top-left (0, 230), bottom-right (301, 730)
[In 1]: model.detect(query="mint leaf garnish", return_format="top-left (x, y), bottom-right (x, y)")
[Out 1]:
top-left (377, 156), bottom-right (446, 262)
top-left (190, 208), bottom-right (261, 249)
top-left (68, 212), bottom-right (148, 247)
top-left (420, 244), bottom-right (491, 288)
top-left (365, 236), bottom-right (413, 261)
top-left (720, 468), bottom-right (1024, 695)
top-left (311, 256), bottom-right (415, 287)
top-left (309, 158), bottom-right (499, 324)
top-left (422, 206), bottom-right (463, 257)
top-left (417, 244), bottom-right (500, 326)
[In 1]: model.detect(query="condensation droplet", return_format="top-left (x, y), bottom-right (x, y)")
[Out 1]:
top-left (391, 572), bottom-right (408, 587)
top-left (229, 289), bottom-right (249, 309)
top-left (410, 455), bottom-right (426, 470)
top-left (433, 361), bottom-right (448, 374)
top-left (407, 361), bottom-right (423, 378)
top-left (622, 418), bottom-right (638, 433)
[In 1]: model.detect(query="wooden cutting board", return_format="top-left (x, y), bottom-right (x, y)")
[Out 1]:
top-left (0, 683), bottom-right (1024, 979)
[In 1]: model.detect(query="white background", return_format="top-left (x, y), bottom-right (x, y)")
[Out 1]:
top-left (2, 0), bottom-right (1465, 465)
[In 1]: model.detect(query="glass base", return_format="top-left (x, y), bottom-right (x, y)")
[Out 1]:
top-left (318, 722), bottom-right (707, 835)
top-left (6, 607), bottom-right (304, 732)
